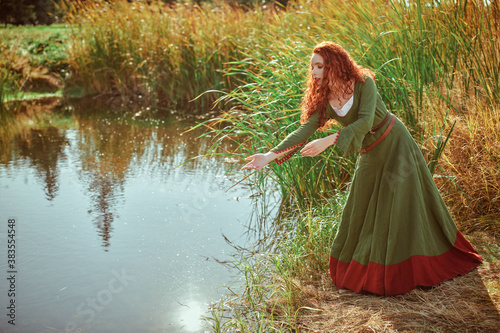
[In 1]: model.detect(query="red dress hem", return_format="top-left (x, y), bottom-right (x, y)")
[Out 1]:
top-left (329, 231), bottom-right (482, 296)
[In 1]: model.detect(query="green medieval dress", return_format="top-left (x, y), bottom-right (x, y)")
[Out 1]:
top-left (269, 76), bottom-right (482, 296)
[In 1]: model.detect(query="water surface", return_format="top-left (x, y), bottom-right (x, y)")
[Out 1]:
top-left (0, 99), bottom-right (280, 332)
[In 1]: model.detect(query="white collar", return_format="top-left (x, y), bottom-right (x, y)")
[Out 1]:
top-left (330, 94), bottom-right (354, 117)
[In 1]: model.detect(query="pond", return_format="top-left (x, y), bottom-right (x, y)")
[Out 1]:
top-left (0, 98), bottom-right (280, 333)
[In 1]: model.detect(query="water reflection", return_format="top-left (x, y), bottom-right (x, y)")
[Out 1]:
top-left (16, 127), bottom-right (69, 201)
top-left (1, 99), bottom-right (244, 252)
top-left (0, 98), bottom-right (278, 333)
top-left (75, 119), bottom-right (132, 251)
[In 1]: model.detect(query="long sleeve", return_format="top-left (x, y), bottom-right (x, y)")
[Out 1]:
top-left (335, 76), bottom-right (377, 156)
top-left (270, 111), bottom-right (320, 164)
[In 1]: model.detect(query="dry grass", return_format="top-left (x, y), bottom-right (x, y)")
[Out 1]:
top-left (416, 76), bottom-right (500, 232)
top-left (64, 0), bottom-right (276, 108)
top-left (293, 232), bottom-right (500, 332)
top-left (0, 45), bottom-right (62, 93)
top-left (439, 107), bottom-right (500, 231)
top-left (205, 199), bottom-right (499, 332)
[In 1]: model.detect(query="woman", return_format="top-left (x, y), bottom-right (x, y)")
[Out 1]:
top-left (240, 41), bottom-right (482, 296)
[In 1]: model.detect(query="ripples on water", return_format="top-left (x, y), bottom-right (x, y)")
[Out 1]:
top-left (0, 99), bottom-right (281, 333)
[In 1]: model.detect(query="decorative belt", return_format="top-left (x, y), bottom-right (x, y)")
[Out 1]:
top-left (359, 112), bottom-right (396, 154)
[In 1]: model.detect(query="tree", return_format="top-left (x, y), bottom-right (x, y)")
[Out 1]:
top-left (0, 0), bottom-right (61, 25)
top-left (0, 0), bottom-right (36, 25)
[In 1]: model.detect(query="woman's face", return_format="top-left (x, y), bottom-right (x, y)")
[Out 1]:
top-left (310, 53), bottom-right (325, 86)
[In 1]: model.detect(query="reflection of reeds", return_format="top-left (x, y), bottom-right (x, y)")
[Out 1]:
top-left (0, 75), bottom-right (7, 121)
top-left (0, 98), bottom-right (240, 252)
top-left (0, 73), bottom-right (14, 154)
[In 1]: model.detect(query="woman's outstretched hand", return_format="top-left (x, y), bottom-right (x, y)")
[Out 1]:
top-left (241, 153), bottom-right (273, 171)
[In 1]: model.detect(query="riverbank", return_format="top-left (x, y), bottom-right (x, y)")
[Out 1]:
top-left (204, 197), bottom-right (499, 332)
top-left (0, 24), bottom-right (69, 96)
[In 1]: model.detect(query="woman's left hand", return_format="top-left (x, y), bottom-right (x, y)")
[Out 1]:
top-left (300, 135), bottom-right (337, 157)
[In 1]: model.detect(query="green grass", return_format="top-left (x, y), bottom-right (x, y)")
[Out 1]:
top-left (0, 23), bottom-right (70, 39)
top-left (3, 90), bottom-right (64, 101)
top-left (0, 23), bottom-right (70, 70)
top-left (0, 23), bottom-right (70, 97)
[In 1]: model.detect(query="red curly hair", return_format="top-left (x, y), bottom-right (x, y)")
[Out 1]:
top-left (300, 41), bottom-right (375, 131)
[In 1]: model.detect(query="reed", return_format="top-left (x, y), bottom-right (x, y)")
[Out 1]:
top-left (64, 0), bottom-right (277, 108)
top-left (428, 98), bottom-right (500, 232)
top-left (196, 0), bottom-right (499, 217)
top-left (64, 0), bottom-right (498, 120)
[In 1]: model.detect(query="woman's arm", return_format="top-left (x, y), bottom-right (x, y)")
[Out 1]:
top-left (269, 111), bottom-right (322, 164)
top-left (241, 111), bottom-right (322, 170)
top-left (301, 131), bottom-right (340, 157)
top-left (240, 150), bottom-right (289, 171)
top-left (270, 111), bottom-right (320, 153)
top-left (241, 128), bottom-right (341, 170)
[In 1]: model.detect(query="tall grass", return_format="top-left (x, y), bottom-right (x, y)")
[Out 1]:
top-left (192, 0), bottom-right (500, 220)
top-left (64, 0), bottom-right (277, 109)
top-left (64, 0), bottom-right (499, 114)
top-left (428, 97), bottom-right (500, 233)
